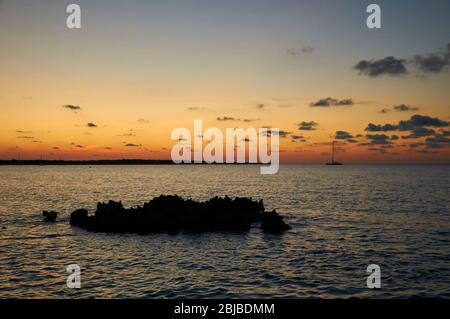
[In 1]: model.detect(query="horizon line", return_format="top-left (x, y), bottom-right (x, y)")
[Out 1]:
top-left (0, 159), bottom-right (448, 165)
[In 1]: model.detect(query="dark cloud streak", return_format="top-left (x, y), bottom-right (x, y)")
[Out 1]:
top-left (354, 56), bottom-right (408, 77)
top-left (394, 104), bottom-right (419, 112)
top-left (297, 121), bottom-right (318, 131)
top-left (414, 43), bottom-right (450, 73)
top-left (63, 104), bottom-right (81, 111)
top-left (310, 97), bottom-right (353, 107)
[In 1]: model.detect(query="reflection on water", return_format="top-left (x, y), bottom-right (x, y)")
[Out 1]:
top-left (0, 164), bottom-right (449, 298)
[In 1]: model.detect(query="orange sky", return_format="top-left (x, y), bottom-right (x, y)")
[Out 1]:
top-left (0, 1), bottom-right (449, 163)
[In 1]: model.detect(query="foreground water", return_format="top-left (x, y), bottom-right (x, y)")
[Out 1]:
top-left (0, 164), bottom-right (449, 298)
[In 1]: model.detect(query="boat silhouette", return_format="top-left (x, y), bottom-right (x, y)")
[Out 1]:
top-left (326, 141), bottom-right (343, 165)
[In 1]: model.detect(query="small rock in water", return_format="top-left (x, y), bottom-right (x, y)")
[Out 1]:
top-left (260, 210), bottom-right (292, 233)
top-left (42, 210), bottom-right (58, 222)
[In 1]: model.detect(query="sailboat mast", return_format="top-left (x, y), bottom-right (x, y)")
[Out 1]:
top-left (331, 141), bottom-right (335, 163)
top-left (326, 140), bottom-right (342, 165)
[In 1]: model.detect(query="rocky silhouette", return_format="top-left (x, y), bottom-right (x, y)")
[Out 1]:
top-left (261, 210), bottom-right (292, 233)
top-left (68, 195), bottom-right (291, 234)
top-left (42, 210), bottom-right (58, 222)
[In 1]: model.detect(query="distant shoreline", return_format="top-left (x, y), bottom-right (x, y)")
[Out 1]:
top-left (0, 160), bottom-right (448, 165)
top-left (0, 159), bottom-right (261, 166)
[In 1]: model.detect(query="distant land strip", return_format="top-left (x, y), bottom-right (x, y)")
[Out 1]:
top-left (0, 159), bottom-right (260, 165)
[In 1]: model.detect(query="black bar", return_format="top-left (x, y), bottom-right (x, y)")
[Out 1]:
top-left (0, 299), bottom-right (447, 318)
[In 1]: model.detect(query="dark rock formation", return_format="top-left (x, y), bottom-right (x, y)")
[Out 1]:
top-left (69, 195), bottom-right (291, 234)
top-left (260, 210), bottom-right (292, 233)
top-left (42, 210), bottom-right (58, 222)
top-left (70, 209), bottom-right (89, 227)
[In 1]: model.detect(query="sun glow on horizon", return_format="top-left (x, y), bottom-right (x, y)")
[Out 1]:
top-left (0, 0), bottom-right (449, 163)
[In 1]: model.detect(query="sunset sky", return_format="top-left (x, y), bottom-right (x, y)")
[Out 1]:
top-left (1, 0), bottom-right (449, 163)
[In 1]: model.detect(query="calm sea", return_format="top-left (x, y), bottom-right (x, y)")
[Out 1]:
top-left (0, 164), bottom-right (449, 298)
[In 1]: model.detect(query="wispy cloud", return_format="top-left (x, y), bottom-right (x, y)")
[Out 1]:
top-left (402, 127), bottom-right (436, 139)
top-left (393, 104), bottom-right (419, 112)
top-left (335, 131), bottom-right (354, 140)
top-left (354, 43), bottom-right (450, 78)
top-left (217, 116), bottom-right (236, 121)
top-left (310, 97), bottom-right (353, 107)
top-left (366, 115), bottom-right (449, 132)
top-left (365, 123), bottom-right (398, 132)
top-left (398, 115), bottom-right (449, 130)
top-left (354, 56), bottom-right (408, 77)
top-left (297, 121), bottom-right (318, 131)
top-left (287, 46), bottom-right (315, 56)
top-left (426, 136), bottom-right (450, 145)
top-left (413, 43), bottom-right (450, 73)
top-left (362, 114), bottom-right (450, 153)
top-left (291, 135), bottom-right (306, 142)
top-left (71, 143), bottom-right (84, 148)
top-left (217, 116), bottom-right (258, 122)
top-left (365, 134), bottom-right (393, 145)
top-left (262, 129), bottom-right (292, 138)
top-left (63, 104), bottom-right (81, 111)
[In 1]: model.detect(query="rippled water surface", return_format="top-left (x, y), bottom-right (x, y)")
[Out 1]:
top-left (0, 164), bottom-right (449, 298)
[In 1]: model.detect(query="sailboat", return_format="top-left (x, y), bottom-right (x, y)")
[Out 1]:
top-left (326, 141), bottom-right (343, 165)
